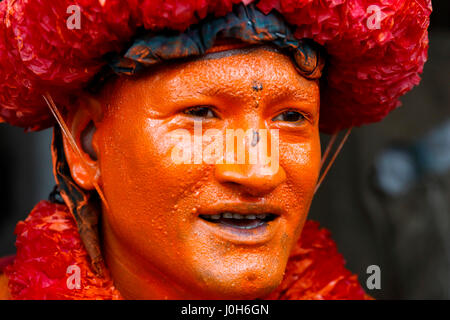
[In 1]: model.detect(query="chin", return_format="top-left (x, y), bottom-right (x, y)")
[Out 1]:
top-left (187, 254), bottom-right (287, 300)
top-left (204, 274), bottom-right (284, 300)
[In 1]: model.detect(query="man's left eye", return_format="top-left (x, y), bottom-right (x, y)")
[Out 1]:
top-left (272, 111), bottom-right (305, 123)
top-left (184, 106), bottom-right (216, 119)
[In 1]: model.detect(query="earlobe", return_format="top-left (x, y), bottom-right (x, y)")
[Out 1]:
top-left (62, 99), bottom-right (101, 191)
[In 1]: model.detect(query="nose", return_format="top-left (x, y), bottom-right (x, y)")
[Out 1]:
top-left (215, 162), bottom-right (286, 197)
top-left (214, 124), bottom-right (286, 196)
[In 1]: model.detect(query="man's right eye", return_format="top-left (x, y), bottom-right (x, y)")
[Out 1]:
top-left (183, 106), bottom-right (217, 119)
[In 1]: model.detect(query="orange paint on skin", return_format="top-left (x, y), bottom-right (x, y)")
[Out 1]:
top-left (63, 44), bottom-right (321, 299)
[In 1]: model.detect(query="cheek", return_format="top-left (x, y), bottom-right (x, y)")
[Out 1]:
top-left (279, 137), bottom-right (321, 228)
top-left (284, 140), bottom-right (321, 188)
top-left (100, 115), bottom-right (198, 198)
top-left (97, 115), bottom-right (206, 248)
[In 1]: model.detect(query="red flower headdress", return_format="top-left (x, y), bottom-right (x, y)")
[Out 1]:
top-left (0, 0), bottom-right (431, 133)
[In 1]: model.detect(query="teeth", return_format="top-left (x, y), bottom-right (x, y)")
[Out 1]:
top-left (200, 213), bottom-right (272, 220)
top-left (223, 212), bottom-right (233, 219)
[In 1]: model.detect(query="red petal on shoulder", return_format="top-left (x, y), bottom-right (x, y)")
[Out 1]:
top-left (5, 200), bottom-right (122, 300)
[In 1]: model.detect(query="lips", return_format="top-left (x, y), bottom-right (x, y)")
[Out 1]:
top-left (199, 212), bottom-right (278, 229)
top-left (194, 203), bottom-right (284, 245)
top-left (196, 202), bottom-right (283, 233)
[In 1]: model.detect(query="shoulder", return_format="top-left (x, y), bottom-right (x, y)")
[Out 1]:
top-left (3, 200), bottom-right (121, 300)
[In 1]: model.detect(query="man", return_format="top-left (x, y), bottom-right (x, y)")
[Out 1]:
top-left (0, 1), bottom-right (430, 299)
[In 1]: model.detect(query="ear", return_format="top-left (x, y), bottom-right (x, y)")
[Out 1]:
top-left (62, 95), bottom-right (103, 191)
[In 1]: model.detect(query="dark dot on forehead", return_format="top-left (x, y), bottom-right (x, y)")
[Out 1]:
top-left (252, 81), bottom-right (263, 91)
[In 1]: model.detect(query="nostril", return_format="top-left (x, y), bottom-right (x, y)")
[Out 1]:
top-left (215, 167), bottom-right (244, 184)
top-left (226, 181), bottom-right (241, 188)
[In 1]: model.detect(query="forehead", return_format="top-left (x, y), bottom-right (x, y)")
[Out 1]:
top-left (101, 46), bottom-right (319, 108)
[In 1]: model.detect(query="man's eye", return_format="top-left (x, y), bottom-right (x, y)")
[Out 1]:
top-left (272, 111), bottom-right (305, 123)
top-left (184, 106), bottom-right (216, 119)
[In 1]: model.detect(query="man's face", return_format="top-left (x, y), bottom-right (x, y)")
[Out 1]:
top-left (93, 46), bottom-right (321, 299)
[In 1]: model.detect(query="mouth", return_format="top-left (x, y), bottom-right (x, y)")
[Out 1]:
top-left (199, 212), bottom-right (278, 230)
top-left (194, 203), bottom-right (284, 245)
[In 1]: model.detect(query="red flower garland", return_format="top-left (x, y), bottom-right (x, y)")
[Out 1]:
top-left (0, 0), bottom-right (431, 133)
top-left (3, 200), bottom-right (369, 300)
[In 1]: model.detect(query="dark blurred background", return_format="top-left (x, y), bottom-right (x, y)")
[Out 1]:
top-left (0, 0), bottom-right (448, 300)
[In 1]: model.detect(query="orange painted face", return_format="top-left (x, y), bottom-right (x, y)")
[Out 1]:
top-left (69, 45), bottom-right (321, 299)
